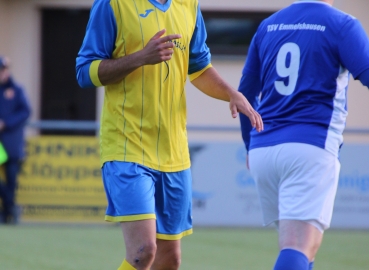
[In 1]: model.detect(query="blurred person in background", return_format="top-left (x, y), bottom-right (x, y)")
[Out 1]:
top-left (0, 56), bottom-right (31, 224)
top-left (239, 0), bottom-right (369, 269)
top-left (76, 0), bottom-right (262, 269)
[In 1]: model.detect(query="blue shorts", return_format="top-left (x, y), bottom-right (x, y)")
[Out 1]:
top-left (101, 161), bottom-right (193, 240)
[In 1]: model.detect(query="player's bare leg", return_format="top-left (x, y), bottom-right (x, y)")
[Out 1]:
top-left (120, 219), bottom-right (157, 270)
top-left (278, 219), bottom-right (323, 263)
top-left (279, 220), bottom-right (323, 261)
top-left (151, 239), bottom-right (181, 270)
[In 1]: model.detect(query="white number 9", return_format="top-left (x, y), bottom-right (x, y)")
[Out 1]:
top-left (274, 42), bottom-right (300, 96)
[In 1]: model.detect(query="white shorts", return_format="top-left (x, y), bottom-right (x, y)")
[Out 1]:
top-left (249, 143), bottom-right (340, 231)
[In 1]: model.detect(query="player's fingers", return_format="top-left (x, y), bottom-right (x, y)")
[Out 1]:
top-left (160, 50), bottom-right (174, 61)
top-left (257, 111), bottom-right (263, 131)
top-left (158, 48), bottom-right (174, 57)
top-left (254, 111), bottom-right (263, 132)
top-left (162, 56), bottom-right (172, 62)
top-left (241, 107), bottom-right (258, 129)
top-left (151, 29), bottom-right (166, 40)
top-left (248, 112), bottom-right (257, 129)
top-left (159, 34), bottom-right (182, 43)
top-left (160, 42), bottom-right (176, 50)
top-left (230, 103), bottom-right (238, 119)
top-left (238, 102), bottom-right (263, 132)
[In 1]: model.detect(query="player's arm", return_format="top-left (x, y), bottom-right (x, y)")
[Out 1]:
top-left (191, 68), bottom-right (263, 132)
top-left (358, 69), bottom-right (369, 89)
top-left (187, 3), bottom-right (262, 131)
top-left (97, 30), bottom-right (180, 85)
top-left (76, 1), bottom-right (180, 87)
top-left (238, 72), bottom-right (261, 170)
top-left (238, 73), bottom-right (261, 170)
top-left (238, 73), bottom-right (261, 152)
top-left (338, 18), bottom-right (369, 87)
top-left (191, 67), bottom-right (241, 101)
top-left (237, 32), bottom-right (262, 154)
top-left (76, 0), bottom-right (116, 88)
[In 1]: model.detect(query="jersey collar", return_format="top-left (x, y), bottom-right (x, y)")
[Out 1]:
top-left (148, 0), bottom-right (172, 12)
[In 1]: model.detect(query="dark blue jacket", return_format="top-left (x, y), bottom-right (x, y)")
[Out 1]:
top-left (0, 77), bottom-right (31, 160)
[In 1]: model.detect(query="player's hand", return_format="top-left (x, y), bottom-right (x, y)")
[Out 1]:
top-left (229, 91), bottom-right (263, 132)
top-left (141, 29), bottom-right (181, 65)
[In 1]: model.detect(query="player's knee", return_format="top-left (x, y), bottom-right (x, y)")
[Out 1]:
top-left (131, 240), bottom-right (157, 268)
top-left (169, 254), bottom-right (181, 269)
top-left (151, 247), bottom-right (181, 270)
top-left (309, 238), bottom-right (322, 259)
top-left (171, 256), bottom-right (182, 269)
top-left (161, 249), bottom-right (181, 270)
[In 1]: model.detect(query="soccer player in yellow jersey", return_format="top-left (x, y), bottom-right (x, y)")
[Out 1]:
top-left (76, 0), bottom-right (263, 269)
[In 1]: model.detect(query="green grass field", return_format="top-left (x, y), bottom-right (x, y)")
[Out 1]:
top-left (0, 225), bottom-right (368, 270)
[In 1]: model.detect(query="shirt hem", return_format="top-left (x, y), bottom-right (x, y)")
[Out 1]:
top-left (101, 155), bottom-right (191, 172)
top-left (250, 140), bottom-right (338, 157)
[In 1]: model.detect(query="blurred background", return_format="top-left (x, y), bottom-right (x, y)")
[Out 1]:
top-left (0, 0), bottom-right (369, 269)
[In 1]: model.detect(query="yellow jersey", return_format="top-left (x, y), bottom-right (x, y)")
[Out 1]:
top-left (76, 0), bottom-right (211, 172)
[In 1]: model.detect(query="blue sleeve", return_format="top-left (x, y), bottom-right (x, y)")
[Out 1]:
top-left (358, 68), bottom-right (369, 89)
top-left (242, 33), bottom-right (261, 76)
top-left (338, 18), bottom-right (369, 79)
top-left (76, 0), bottom-right (117, 88)
top-left (188, 3), bottom-right (211, 74)
top-left (3, 85), bottom-right (31, 130)
top-left (238, 36), bottom-right (262, 151)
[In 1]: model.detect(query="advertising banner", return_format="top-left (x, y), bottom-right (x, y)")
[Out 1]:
top-left (190, 142), bottom-right (369, 229)
top-left (190, 143), bottom-right (369, 229)
top-left (331, 145), bottom-right (369, 229)
top-left (190, 143), bottom-right (262, 227)
top-left (7, 136), bottom-right (369, 228)
top-left (16, 136), bottom-right (106, 223)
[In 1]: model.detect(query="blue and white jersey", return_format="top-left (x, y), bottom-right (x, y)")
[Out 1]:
top-left (239, 0), bottom-right (369, 157)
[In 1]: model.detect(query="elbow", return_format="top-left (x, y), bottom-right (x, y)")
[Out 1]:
top-left (76, 67), bottom-right (95, 89)
top-left (77, 78), bottom-right (87, 89)
top-left (358, 69), bottom-right (369, 89)
top-left (76, 67), bottom-right (86, 88)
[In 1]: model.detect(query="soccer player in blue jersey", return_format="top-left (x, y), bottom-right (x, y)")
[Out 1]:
top-left (76, 0), bottom-right (263, 269)
top-left (239, 0), bottom-right (369, 269)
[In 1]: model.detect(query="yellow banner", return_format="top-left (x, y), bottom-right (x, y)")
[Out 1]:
top-left (17, 136), bottom-right (107, 223)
